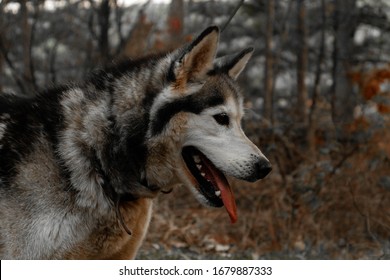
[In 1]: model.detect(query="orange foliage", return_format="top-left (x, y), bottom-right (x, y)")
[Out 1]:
top-left (184, 34), bottom-right (193, 43)
top-left (346, 116), bottom-right (370, 133)
top-left (375, 69), bottom-right (390, 80)
top-left (168, 17), bottom-right (182, 34)
top-left (348, 71), bottom-right (362, 85)
top-left (377, 103), bottom-right (390, 114)
top-left (363, 80), bottom-right (380, 100)
top-left (372, 129), bottom-right (390, 157)
top-left (350, 67), bottom-right (390, 100)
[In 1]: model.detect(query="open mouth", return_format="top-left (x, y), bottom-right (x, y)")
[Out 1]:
top-left (181, 146), bottom-right (237, 223)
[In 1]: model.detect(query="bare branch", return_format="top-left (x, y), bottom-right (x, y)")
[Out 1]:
top-left (28, 0), bottom-right (41, 92)
top-left (113, 0), bottom-right (125, 51)
top-left (307, 0), bottom-right (326, 157)
top-left (220, 0), bottom-right (245, 33)
top-left (0, 38), bottom-right (27, 95)
top-left (87, 0), bottom-right (99, 42)
top-left (48, 41), bottom-right (59, 85)
top-left (329, 145), bottom-right (359, 176)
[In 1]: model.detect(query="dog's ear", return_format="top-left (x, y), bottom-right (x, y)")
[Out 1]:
top-left (172, 26), bottom-right (219, 89)
top-left (215, 47), bottom-right (254, 80)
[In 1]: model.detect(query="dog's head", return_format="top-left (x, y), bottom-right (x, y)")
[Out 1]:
top-left (145, 26), bottom-right (271, 223)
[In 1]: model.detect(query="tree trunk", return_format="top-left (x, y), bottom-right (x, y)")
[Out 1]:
top-left (20, 0), bottom-right (34, 95)
top-left (307, 0), bottom-right (326, 158)
top-left (0, 45), bottom-right (3, 92)
top-left (0, 1), bottom-right (4, 93)
top-left (296, 0), bottom-right (308, 125)
top-left (121, 9), bottom-right (153, 58)
top-left (264, 0), bottom-right (274, 123)
top-left (331, 0), bottom-right (357, 136)
top-left (98, 0), bottom-right (110, 65)
top-left (167, 0), bottom-right (184, 48)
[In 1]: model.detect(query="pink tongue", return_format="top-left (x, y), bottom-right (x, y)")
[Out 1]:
top-left (202, 159), bottom-right (238, 224)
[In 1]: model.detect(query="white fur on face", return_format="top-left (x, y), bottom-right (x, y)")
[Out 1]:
top-left (182, 96), bottom-right (268, 181)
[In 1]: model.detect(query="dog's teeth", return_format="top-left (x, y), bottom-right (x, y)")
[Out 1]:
top-left (193, 155), bottom-right (201, 163)
top-left (196, 164), bottom-right (202, 170)
top-left (215, 190), bottom-right (221, 197)
top-left (201, 172), bottom-right (206, 177)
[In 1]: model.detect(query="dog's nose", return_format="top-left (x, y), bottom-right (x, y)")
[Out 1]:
top-left (256, 159), bottom-right (272, 179)
top-left (244, 157), bottom-right (272, 182)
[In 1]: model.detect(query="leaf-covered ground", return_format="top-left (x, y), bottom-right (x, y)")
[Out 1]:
top-left (137, 123), bottom-right (390, 260)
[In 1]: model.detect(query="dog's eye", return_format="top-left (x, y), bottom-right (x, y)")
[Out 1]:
top-left (213, 113), bottom-right (230, 126)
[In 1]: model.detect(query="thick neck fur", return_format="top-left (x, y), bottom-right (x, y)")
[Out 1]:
top-left (56, 54), bottom-right (174, 213)
top-left (0, 52), bottom-right (178, 216)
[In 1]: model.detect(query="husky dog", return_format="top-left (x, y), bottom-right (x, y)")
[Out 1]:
top-left (0, 26), bottom-right (271, 259)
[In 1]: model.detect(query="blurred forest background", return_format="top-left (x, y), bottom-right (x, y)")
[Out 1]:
top-left (1, 0), bottom-right (390, 259)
